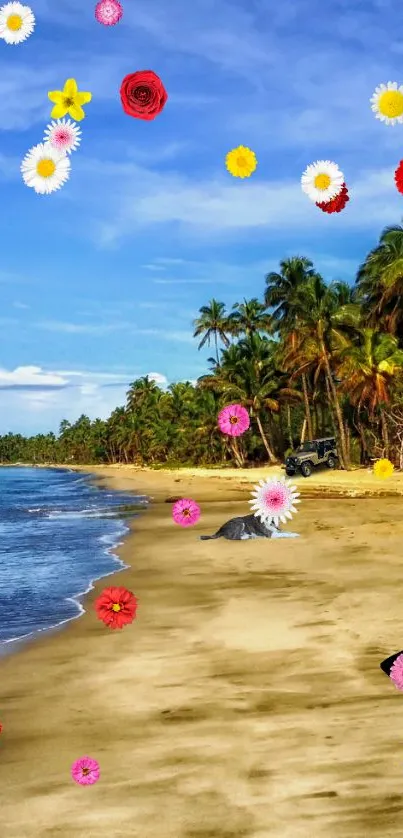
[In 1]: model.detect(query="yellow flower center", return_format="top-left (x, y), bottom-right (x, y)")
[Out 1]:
top-left (378, 90), bottom-right (403, 118)
top-left (81, 767), bottom-right (90, 776)
top-left (229, 415), bottom-right (239, 424)
top-left (182, 508), bottom-right (191, 516)
top-left (6, 14), bottom-right (22, 30)
top-left (237, 155), bottom-right (247, 168)
top-left (112, 603), bottom-right (121, 612)
top-left (64, 97), bottom-right (74, 108)
top-left (36, 159), bottom-right (56, 178)
top-left (314, 173), bottom-right (331, 190)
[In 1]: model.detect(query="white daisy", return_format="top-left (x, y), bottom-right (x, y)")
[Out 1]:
top-left (249, 477), bottom-right (300, 527)
top-left (21, 143), bottom-right (71, 195)
top-left (301, 160), bottom-right (344, 203)
top-left (370, 81), bottom-right (403, 125)
top-left (0, 2), bottom-right (35, 44)
top-left (43, 119), bottom-right (82, 155)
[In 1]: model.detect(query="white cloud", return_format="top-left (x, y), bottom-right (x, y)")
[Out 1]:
top-left (147, 372), bottom-right (168, 386)
top-left (0, 366), bottom-right (170, 432)
top-left (68, 152), bottom-right (403, 246)
top-left (0, 366), bottom-right (68, 388)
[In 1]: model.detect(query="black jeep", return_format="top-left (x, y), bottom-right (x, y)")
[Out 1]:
top-left (284, 437), bottom-right (338, 478)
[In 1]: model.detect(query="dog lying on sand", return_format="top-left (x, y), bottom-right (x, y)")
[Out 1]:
top-left (200, 513), bottom-right (299, 541)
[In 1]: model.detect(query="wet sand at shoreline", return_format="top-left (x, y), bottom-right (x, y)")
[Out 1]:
top-left (1, 465), bottom-right (403, 837)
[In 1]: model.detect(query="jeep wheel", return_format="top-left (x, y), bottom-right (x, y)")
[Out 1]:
top-left (285, 467), bottom-right (295, 477)
top-left (326, 455), bottom-right (336, 469)
top-left (300, 461), bottom-right (312, 477)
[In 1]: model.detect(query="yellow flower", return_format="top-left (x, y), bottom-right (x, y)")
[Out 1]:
top-left (225, 145), bottom-right (257, 178)
top-left (48, 78), bottom-right (92, 122)
top-left (373, 458), bottom-right (394, 479)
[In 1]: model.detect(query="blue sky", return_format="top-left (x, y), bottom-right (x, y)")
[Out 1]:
top-left (2, 0), bottom-right (403, 433)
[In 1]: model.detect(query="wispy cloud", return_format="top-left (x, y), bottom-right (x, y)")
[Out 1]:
top-left (36, 320), bottom-right (133, 335)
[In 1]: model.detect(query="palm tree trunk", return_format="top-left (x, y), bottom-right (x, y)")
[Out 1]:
top-left (356, 414), bottom-right (368, 465)
top-left (286, 404), bottom-right (293, 449)
top-left (320, 341), bottom-right (349, 469)
top-left (255, 413), bottom-right (277, 463)
top-left (300, 417), bottom-right (307, 444)
top-left (324, 377), bottom-right (337, 436)
top-left (214, 332), bottom-right (219, 365)
top-left (380, 410), bottom-right (390, 456)
top-left (301, 374), bottom-right (314, 439)
top-left (230, 437), bottom-right (244, 468)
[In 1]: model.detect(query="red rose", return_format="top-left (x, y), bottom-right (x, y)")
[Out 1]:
top-left (316, 183), bottom-right (349, 214)
top-left (395, 160), bottom-right (403, 194)
top-left (120, 71), bottom-right (168, 121)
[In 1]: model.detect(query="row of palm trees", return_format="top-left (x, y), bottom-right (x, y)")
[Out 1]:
top-left (2, 223), bottom-right (403, 469)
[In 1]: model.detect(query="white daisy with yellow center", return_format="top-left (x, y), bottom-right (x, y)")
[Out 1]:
top-left (21, 143), bottom-right (71, 195)
top-left (0, 1), bottom-right (35, 44)
top-left (370, 81), bottom-right (403, 125)
top-left (301, 160), bottom-right (344, 203)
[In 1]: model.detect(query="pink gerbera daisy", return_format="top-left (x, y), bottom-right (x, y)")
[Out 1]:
top-left (249, 477), bottom-right (300, 527)
top-left (172, 498), bottom-right (201, 527)
top-left (390, 654), bottom-right (403, 691)
top-left (43, 119), bottom-right (81, 155)
top-left (95, 0), bottom-right (123, 25)
top-left (217, 403), bottom-right (250, 437)
top-left (71, 756), bottom-right (100, 785)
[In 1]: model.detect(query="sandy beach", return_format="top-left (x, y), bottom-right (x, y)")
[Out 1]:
top-left (1, 464), bottom-right (403, 837)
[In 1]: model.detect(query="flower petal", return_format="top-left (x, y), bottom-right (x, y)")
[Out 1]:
top-left (64, 78), bottom-right (78, 97)
top-left (69, 103), bottom-right (85, 121)
top-left (77, 91), bottom-right (92, 105)
top-left (51, 103), bottom-right (68, 119)
top-left (48, 91), bottom-right (63, 104)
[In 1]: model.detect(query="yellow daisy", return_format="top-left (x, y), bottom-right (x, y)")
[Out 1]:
top-left (370, 82), bottom-right (403, 126)
top-left (373, 458), bottom-right (394, 479)
top-left (225, 145), bottom-right (257, 178)
top-left (48, 79), bottom-right (92, 122)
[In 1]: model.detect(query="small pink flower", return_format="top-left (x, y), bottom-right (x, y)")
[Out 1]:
top-left (43, 119), bottom-right (81, 155)
top-left (390, 654), bottom-right (403, 691)
top-left (172, 498), bottom-right (201, 527)
top-left (95, 0), bottom-right (123, 25)
top-left (217, 403), bottom-right (250, 437)
top-left (71, 756), bottom-right (100, 785)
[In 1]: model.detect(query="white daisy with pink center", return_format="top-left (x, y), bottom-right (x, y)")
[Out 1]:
top-left (43, 119), bottom-right (81, 155)
top-left (249, 477), bottom-right (300, 527)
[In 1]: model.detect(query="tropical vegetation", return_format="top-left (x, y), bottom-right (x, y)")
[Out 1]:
top-left (3, 223), bottom-right (403, 470)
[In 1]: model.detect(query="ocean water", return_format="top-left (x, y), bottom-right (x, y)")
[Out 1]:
top-left (0, 467), bottom-right (147, 648)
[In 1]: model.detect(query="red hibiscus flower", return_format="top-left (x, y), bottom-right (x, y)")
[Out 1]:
top-left (95, 586), bottom-right (138, 629)
top-left (395, 160), bottom-right (403, 194)
top-left (120, 71), bottom-right (168, 121)
top-left (316, 183), bottom-right (349, 214)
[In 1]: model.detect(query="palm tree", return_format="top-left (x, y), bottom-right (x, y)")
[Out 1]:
top-left (264, 256), bottom-right (316, 324)
top-left (337, 328), bottom-right (403, 456)
top-left (126, 376), bottom-right (161, 413)
top-left (193, 299), bottom-right (230, 364)
top-left (226, 298), bottom-right (272, 337)
top-left (265, 256), bottom-right (318, 440)
top-left (289, 275), bottom-right (353, 468)
top-left (355, 224), bottom-right (403, 341)
top-left (199, 334), bottom-right (300, 463)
